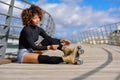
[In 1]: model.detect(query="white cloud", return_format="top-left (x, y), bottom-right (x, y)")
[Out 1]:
top-left (0, 0), bottom-right (10, 4)
top-left (0, 0), bottom-right (120, 39)
top-left (0, 1), bottom-right (9, 14)
top-left (36, 1), bottom-right (120, 38)
top-left (0, 0), bottom-right (28, 27)
top-left (44, 4), bottom-right (118, 25)
top-left (0, 0), bottom-right (28, 17)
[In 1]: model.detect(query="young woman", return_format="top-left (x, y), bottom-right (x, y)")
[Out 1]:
top-left (17, 4), bottom-right (79, 64)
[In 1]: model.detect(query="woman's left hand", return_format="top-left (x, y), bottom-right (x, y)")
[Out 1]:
top-left (61, 39), bottom-right (71, 45)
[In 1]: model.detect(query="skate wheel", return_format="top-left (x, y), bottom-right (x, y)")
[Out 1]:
top-left (77, 46), bottom-right (82, 49)
top-left (78, 49), bottom-right (84, 55)
top-left (78, 49), bottom-right (81, 54)
top-left (81, 49), bottom-right (84, 54)
top-left (76, 56), bottom-right (79, 60)
top-left (76, 60), bottom-right (83, 65)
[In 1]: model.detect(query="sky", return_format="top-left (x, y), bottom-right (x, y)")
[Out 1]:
top-left (0, 0), bottom-right (120, 39)
top-left (28, 0), bottom-right (120, 38)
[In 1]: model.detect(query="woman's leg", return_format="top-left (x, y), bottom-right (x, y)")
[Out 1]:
top-left (38, 55), bottom-right (63, 64)
top-left (22, 53), bottom-right (39, 63)
top-left (33, 50), bottom-right (45, 55)
top-left (22, 53), bottom-right (63, 64)
top-left (22, 52), bottom-right (79, 64)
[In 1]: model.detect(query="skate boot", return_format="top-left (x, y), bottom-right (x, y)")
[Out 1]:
top-left (62, 45), bottom-right (84, 64)
top-left (62, 45), bottom-right (84, 57)
top-left (62, 46), bottom-right (78, 64)
top-left (61, 46), bottom-right (73, 56)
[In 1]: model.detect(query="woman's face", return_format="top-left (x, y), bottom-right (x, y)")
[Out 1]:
top-left (31, 14), bottom-right (40, 26)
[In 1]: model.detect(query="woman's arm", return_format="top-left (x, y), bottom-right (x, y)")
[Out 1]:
top-left (38, 27), bottom-right (61, 43)
top-left (38, 27), bottom-right (71, 46)
top-left (23, 28), bottom-right (48, 50)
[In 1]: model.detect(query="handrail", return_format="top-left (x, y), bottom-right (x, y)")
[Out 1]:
top-left (0, 0), bottom-right (56, 59)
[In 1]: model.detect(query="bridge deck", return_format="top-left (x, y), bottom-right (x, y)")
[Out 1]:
top-left (0, 44), bottom-right (120, 80)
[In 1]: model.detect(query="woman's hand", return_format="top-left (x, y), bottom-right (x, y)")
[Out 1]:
top-left (47, 45), bottom-right (59, 50)
top-left (61, 39), bottom-right (71, 45)
top-left (51, 45), bottom-right (59, 50)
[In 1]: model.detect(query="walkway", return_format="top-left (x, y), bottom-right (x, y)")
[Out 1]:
top-left (0, 44), bottom-right (120, 80)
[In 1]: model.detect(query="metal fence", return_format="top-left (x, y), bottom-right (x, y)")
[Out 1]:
top-left (0, 0), bottom-right (55, 59)
top-left (74, 22), bottom-right (120, 46)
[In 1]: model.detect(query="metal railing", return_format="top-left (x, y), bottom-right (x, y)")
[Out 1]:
top-left (0, 0), bottom-right (55, 59)
top-left (72, 22), bottom-right (120, 46)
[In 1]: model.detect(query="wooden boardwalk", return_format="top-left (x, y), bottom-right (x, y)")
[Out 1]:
top-left (0, 44), bottom-right (120, 80)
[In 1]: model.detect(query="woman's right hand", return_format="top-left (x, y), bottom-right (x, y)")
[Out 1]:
top-left (47, 45), bottom-right (59, 50)
top-left (51, 45), bottom-right (59, 50)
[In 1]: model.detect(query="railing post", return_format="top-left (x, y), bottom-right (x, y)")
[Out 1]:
top-left (0, 0), bottom-right (15, 59)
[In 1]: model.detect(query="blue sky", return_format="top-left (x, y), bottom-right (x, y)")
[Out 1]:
top-left (81, 0), bottom-right (120, 10)
top-left (28, 0), bottom-right (120, 39)
top-left (28, 0), bottom-right (120, 10)
top-left (1, 0), bottom-right (119, 39)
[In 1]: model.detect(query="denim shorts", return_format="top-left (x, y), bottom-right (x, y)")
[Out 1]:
top-left (17, 48), bottom-right (33, 63)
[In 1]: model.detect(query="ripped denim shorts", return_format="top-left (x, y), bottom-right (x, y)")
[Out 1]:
top-left (17, 48), bottom-right (33, 63)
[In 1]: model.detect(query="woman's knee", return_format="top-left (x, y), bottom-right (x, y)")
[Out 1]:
top-left (22, 53), bottom-right (39, 63)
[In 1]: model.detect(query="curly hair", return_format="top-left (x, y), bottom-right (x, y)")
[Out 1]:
top-left (21, 4), bottom-right (44, 26)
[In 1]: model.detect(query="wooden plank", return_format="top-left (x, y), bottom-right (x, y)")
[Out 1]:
top-left (0, 59), bottom-right (11, 65)
top-left (0, 44), bottom-right (119, 80)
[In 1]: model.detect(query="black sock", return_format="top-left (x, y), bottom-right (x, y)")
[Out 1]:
top-left (38, 55), bottom-right (63, 64)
